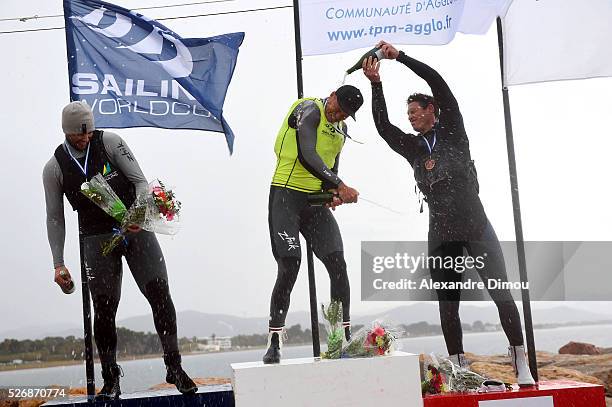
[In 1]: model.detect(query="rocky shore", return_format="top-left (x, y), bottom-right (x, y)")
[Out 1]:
top-left (1, 342), bottom-right (610, 406)
top-left (463, 342), bottom-right (612, 406)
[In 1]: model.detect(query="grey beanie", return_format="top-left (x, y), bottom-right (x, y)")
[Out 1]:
top-left (62, 101), bottom-right (95, 134)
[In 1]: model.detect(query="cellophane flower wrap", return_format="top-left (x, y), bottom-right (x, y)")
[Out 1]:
top-left (422, 354), bottom-right (487, 395)
top-left (341, 321), bottom-right (402, 358)
top-left (80, 173), bottom-right (127, 223)
top-left (321, 300), bottom-right (344, 359)
top-left (81, 175), bottom-right (181, 255)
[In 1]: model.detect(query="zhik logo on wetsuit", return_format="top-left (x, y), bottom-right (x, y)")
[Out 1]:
top-left (278, 231), bottom-right (300, 251)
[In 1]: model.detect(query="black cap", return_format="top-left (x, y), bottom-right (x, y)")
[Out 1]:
top-left (335, 85), bottom-right (363, 120)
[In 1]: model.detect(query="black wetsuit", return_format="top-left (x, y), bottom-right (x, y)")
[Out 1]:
top-left (268, 99), bottom-right (350, 330)
top-left (44, 131), bottom-right (180, 366)
top-left (371, 52), bottom-right (523, 354)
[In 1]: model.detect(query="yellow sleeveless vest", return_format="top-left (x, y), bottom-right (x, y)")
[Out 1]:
top-left (271, 98), bottom-right (345, 192)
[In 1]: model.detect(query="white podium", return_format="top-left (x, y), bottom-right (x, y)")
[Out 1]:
top-left (231, 351), bottom-right (423, 407)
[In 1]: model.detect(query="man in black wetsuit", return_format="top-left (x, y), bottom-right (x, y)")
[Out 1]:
top-left (43, 101), bottom-right (197, 398)
top-left (362, 41), bottom-right (535, 386)
top-left (264, 85), bottom-right (363, 363)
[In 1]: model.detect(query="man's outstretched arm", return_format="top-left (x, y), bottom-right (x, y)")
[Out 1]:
top-left (376, 41), bottom-right (460, 119)
top-left (363, 56), bottom-right (420, 163)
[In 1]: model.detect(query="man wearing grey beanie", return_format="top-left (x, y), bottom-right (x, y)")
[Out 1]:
top-left (43, 101), bottom-right (197, 399)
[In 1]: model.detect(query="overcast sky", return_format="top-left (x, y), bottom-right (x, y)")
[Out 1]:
top-left (0, 0), bottom-right (611, 335)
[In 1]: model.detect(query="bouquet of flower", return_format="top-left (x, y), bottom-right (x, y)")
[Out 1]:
top-left (80, 174), bottom-right (127, 223)
top-left (422, 354), bottom-right (488, 395)
top-left (321, 300), bottom-right (344, 359)
top-left (81, 175), bottom-right (181, 255)
top-left (341, 321), bottom-right (401, 358)
top-left (422, 364), bottom-right (450, 395)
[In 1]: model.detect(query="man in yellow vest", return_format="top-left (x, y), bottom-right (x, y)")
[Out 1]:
top-left (264, 85), bottom-right (363, 364)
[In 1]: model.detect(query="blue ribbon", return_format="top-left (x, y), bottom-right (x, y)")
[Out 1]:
top-left (112, 227), bottom-right (129, 248)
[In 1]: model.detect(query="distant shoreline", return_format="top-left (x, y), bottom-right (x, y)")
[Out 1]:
top-left (1, 321), bottom-right (611, 373)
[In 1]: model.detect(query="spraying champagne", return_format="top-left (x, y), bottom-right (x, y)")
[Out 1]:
top-left (346, 47), bottom-right (384, 75)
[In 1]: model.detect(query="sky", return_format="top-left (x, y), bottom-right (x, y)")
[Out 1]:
top-left (0, 0), bottom-right (611, 335)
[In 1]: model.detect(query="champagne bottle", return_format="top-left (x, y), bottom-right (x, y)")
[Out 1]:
top-left (346, 47), bottom-right (384, 75)
top-left (307, 192), bottom-right (335, 206)
top-left (62, 280), bottom-right (75, 295)
top-left (59, 269), bottom-right (75, 294)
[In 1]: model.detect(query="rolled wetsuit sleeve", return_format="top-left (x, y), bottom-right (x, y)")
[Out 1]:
top-left (371, 81), bottom-right (419, 162)
top-left (294, 102), bottom-right (343, 188)
top-left (43, 157), bottom-right (66, 268)
top-left (102, 132), bottom-right (149, 196)
top-left (395, 51), bottom-right (460, 119)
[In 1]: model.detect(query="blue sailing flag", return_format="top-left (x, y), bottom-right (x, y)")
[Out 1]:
top-left (63, 0), bottom-right (244, 153)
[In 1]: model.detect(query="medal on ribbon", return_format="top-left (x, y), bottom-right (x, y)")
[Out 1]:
top-left (422, 131), bottom-right (437, 172)
top-left (425, 158), bottom-right (436, 170)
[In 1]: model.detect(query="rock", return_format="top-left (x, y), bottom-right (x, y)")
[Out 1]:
top-left (0, 400), bottom-right (44, 407)
top-left (67, 387), bottom-right (96, 395)
top-left (559, 341), bottom-right (601, 355)
top-left (538, 366), bottom-right (604, 386)
top-left (594, 369), bottom-right (612, 397)
top-left (15, 401), bottom-right (45, 407)
top-left (470, 362), bottom-right (515, 383)
top-left (470, 361), bottom-right (605, 387)
top-left (149, 377), bottom-right (230, 390)
top-left (0, 386), bottom-right (89, 407)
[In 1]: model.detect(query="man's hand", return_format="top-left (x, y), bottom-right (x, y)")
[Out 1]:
top-left (376, 41), bottom-right (400, 59)
top-left (54, 266), bottom-right (73, 291)
top-left (325, 191), bottom-right (344, 211)
top-left (127, 224), bottom-right (141, 233)
top-left (337, 182), bottom-right (359, 203)
top-left (362, 56), bottom-right (381, 83)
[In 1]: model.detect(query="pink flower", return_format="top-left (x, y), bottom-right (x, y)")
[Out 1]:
top-left (372, 325), bottom-right (385, 337)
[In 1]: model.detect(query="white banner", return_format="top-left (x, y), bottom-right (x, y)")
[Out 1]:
top-left (299, 0), bottom-right (511, 56)
top-left (502, 0), bottom-right (612, 86)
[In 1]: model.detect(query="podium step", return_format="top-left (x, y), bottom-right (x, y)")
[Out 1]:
top-left (231, 351), bottom-right (423, 407)
top-left (423, 380), bottom-right (605, 407)
top-left (42, 384), bottom-right (234, 407)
